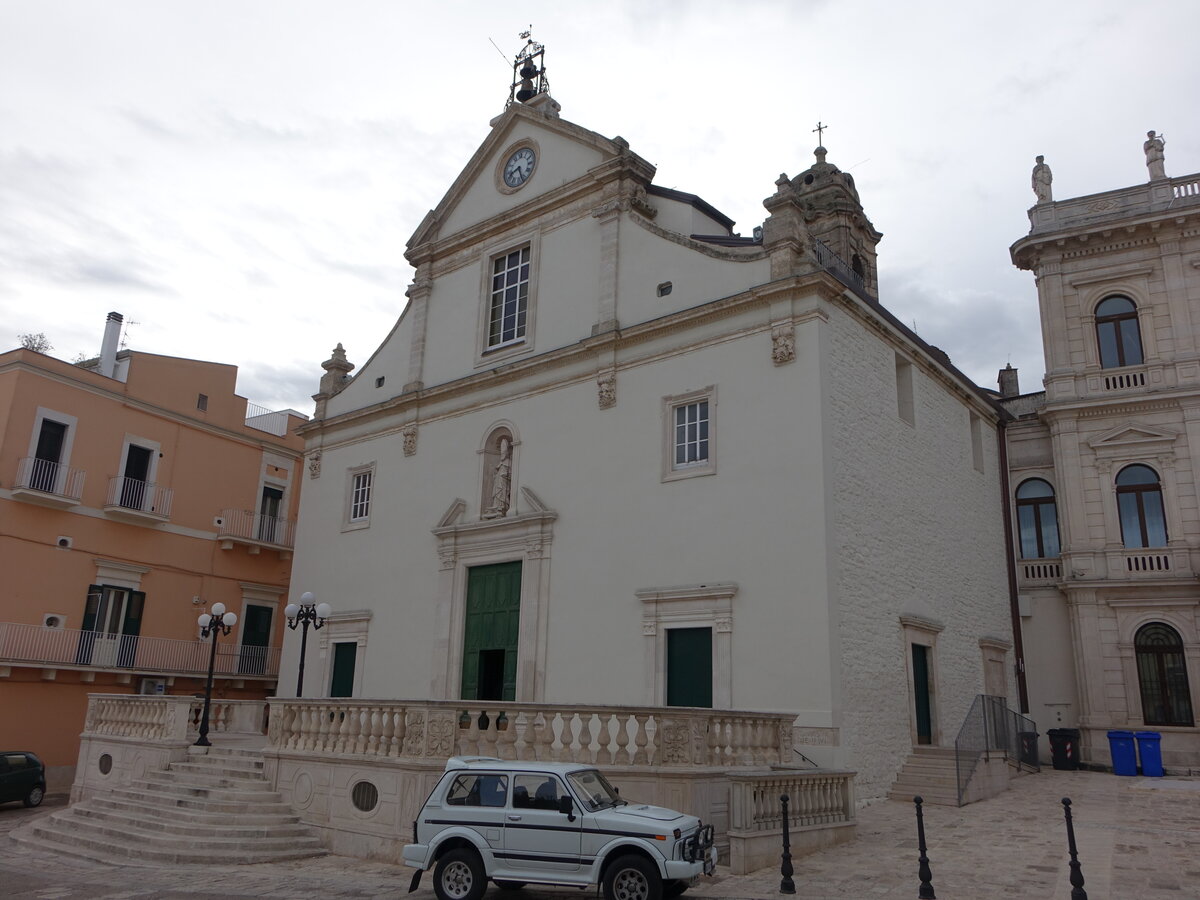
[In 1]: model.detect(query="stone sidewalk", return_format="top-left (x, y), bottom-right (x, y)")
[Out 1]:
top-left (2, 769), bottom-right (1198, 899)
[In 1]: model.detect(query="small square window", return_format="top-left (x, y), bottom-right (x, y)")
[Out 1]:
top-left (662, 388), bottom-right (716, 482)
top-left (375, 376), bottom-right (385, 388)
top-left (197, 393), bottom-right (208, 411)
top-left (657, 281), bottom-right (673, 297)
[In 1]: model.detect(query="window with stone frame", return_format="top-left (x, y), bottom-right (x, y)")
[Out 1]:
top-left (487, 246), bottom-right (531, 349)
top-left (1015, 478), bottom-right (1061, 559)
top-left (1116, 464), bottom-right (1167, 548)
top-left (1095, 295), bottom-right (1144, 369)
top-left (1135, 622), bottom-right (1194, 727)
top-left (662, 387), bottom-right (716, 481)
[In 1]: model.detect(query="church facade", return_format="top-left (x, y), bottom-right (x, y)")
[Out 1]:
top-left (1007, 135), bottom-right (1200, 772)
top-left (287, 70), bottom-right (1016, 800)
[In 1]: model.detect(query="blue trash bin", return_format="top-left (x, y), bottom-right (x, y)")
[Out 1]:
top-left (1135, 731), bottom-right (1164, 777)
top-left (1107, 730), bottom-right (1137, 775)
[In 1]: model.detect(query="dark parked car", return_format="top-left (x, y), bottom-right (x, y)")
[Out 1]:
top-left (0, 751), bottom-right (46, 808)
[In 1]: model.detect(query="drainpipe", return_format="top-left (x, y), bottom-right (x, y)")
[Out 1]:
top-left (997, 416), bottom-right (1030, 713)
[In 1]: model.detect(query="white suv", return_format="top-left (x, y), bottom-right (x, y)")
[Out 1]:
top-left (403, 757), bottom-right (716, 900)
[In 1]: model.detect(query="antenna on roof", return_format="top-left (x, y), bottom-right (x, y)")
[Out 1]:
top-left (488, 37), bottom-right (511, 67)
top-left (120, 320), bottom-right (141, 349)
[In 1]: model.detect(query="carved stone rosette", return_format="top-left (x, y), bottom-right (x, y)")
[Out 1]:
top-left (402, 424), bottom-right (418, 457)
top-left (771, 323), bottom-right (796, 365)
top-left (597, 369), bottom-right (616, 409)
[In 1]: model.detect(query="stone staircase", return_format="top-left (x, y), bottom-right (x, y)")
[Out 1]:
top-left (887, 746), bottom-right (961, 806)
top-left (12, 746), bottom-right (326, 865)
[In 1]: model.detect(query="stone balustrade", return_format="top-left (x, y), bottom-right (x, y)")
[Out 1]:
top-left (81, 694), bottom-right (267, 743)
top-left (727, 769), bottom-right (856, 872)
top-left (267, 699), bottom-right (795, 767)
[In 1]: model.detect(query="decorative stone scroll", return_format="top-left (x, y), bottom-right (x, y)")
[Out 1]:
top-left (597, 369), bottom-right (616, 409)
top-left (771, 323), bottom-right (796, 365)
top-left (402, 424), bottom-right (418, 457)
top-left (308, 451), bottom-right (322, 479)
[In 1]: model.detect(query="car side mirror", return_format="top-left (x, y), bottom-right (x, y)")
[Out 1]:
top-left (558, 794), bottom-right (575, 821)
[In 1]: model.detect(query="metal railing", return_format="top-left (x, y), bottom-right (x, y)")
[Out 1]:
top-left (953, 694), bottom-right (1039, 806)
top-left (13, 457), bottom-right (86, 501)
top-left (812, 238), bottom-right (870, 298)
top-left (218, 508), bottom-right (296, 548)
top-left (104, 475), bottom-right (173, 518)
top-left (0, 620), bottom-right (280, 678)
top-left (245, 402), bottom-right (292, 436)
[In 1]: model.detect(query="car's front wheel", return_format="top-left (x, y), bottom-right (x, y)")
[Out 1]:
top-left (23, 785), bottom-right (45, 808)
top-left (603, 854), bottom-right (662, 900)
top-left (433, 848), bottom-right (487, 900)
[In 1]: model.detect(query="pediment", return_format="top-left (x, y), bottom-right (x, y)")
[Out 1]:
top-left (407, 101), bottom-right (653, 252)
top-left (1088, 423), bottom-right (1178, 451)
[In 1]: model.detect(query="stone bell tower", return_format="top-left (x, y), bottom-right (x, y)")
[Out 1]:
top-left (792, 144), bottom-right (882, 296)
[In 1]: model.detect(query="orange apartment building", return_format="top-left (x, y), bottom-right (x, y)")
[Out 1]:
top-left (0, 313), bottom-right (306, 790)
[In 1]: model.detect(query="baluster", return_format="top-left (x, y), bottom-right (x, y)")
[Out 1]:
top-left (353, 707), bottom-right (369, 755)
top-left (611, 714), bottom-right (630, 766)
top-left (390, 707), bottom-right (405, 757)
top-left (549, 713), bottom-right (566, 761)
top-left (316, 705), bottom-right (333, 752)
top-left (496, 710), bottom-right (517, 759)
top-left (585, 714), bottom-right (601, 764)
top-left (530, 711), bottom-right (550, 761)
top-left (632, 713), bottom-right (650, 765)
top-left (512, 710), bottom-right (530, 760)
top-left (366, 708), bottom-right (381, 756)
top-left (478, 710), bottom-right (496, 757)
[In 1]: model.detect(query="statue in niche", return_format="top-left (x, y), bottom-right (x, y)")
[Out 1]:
top-left (1144, 130), bottom-right (1166, 180)
top-left (483, 437), bottom-right (512, 519)
top-left (1031, 155), bottom-right (1053, 204)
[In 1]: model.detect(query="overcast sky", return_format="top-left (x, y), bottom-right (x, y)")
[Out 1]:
top-left (3, 1), bottom-right (1198, 414)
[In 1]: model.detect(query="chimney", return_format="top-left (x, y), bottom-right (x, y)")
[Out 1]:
top-left (99, 311), bottom-right (123, 378)
top-left (998, 363), bottom-right (1019, 399)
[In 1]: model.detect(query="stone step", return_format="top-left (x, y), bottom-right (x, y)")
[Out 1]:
top-left (897, 760), bottom-right (958, 775)
top-left (124, 777), bottom-right (288, 804)
top-left (172, 756), bottom-right (265, 775)
top-left (17, 818), bottom-right (325, 866)
top-left (887, 789), bottom-right (959, 806)
top-left (37, 809), bottom-right (325, 854)
top-left (156, 765), bottom-right (269, 788)
top-left (107, 786), bottom-right (296, 816)
top-left (892, 772), bottom-right (958, 788)
top-left (70, 804), bottom-right (312, 838)
top-left (910, 746), bottom-right (958, 758)
top-left (89, 793), bottom-right (301, 826)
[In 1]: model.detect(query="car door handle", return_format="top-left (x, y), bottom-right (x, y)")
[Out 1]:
top-left (507, 815), bottom-right (522, 821)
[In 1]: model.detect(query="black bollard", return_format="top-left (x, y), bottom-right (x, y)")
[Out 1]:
top-left (914, 796), bottom-right (936, 899)
top-left (779, 793), bottom-right (795, 894)
top-left (1061, 798), bottom-right (1088, 900)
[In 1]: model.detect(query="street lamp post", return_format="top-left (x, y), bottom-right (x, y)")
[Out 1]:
top-left (195, 603), bottom-right (238, 747)
top-left (285, 592), bottom-right (332, 697)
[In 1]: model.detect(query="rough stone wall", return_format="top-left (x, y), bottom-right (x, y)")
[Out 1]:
top-left (826, 300), bottom-right (1014, 800)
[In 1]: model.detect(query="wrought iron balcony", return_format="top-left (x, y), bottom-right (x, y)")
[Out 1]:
top-left (11, 457), bottom-right (85, 508)
top-left (217, 508), bottom-right (296, 552)
top-left (0, 620), bottom-right (279, 678)
top-left (103, 475), bottom-right (173, 523)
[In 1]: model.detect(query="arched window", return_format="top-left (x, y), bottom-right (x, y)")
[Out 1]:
top-left (1135, 623), bottom-right (1194, 726)
top-left (1015, 478), bottom-right (1060, 558)
top-left (1116, 464), bottom-right (1168, 548)
top-left (1095, 296), bottom-right (1144, 369)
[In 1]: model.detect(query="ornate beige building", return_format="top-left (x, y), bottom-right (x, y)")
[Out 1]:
top-left (1007, 135), bottom-right (1200, 772)
top-left (287, 59), bottom-right (1016, 802)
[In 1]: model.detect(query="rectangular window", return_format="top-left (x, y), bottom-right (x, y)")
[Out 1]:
top-left (662, 388), bottom-right (717, 481)
top-left (970, 412), bottom-right (984, 473)
top-left (350, 470), bottom-right (372, 521)
top-left (895, 354), bottom-right (915, 425)
top-left (488, 246), bottom-right (530, 347)
top-left (674, 401), bottom-right (710, 468)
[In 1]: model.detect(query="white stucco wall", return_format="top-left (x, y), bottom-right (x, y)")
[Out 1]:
top-left (825, 298), bottom-right (1015, 799)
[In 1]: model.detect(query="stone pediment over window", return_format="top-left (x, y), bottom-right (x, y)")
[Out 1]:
top-left (1088, 423), bottom-right (1179, 456)
top-left (432, 487), bottom-right (557, 557)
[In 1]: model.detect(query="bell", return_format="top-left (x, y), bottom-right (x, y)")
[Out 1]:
top-left (520, 60), bottom-right (537, 79)
top-left (516, 77), bottom-right (535, 103)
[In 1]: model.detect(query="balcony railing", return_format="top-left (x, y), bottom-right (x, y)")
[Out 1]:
top-left (218, 508), bottom-right (296, 549)
top-left (245, 402), bottom-right (292, 437)
top-left (1104, 546), bottom-right (1191, 579)
top-left (12, 457), bottom-right (85, 506)
top-left (0, 621), bottom-right (280, 678)
top-left (104, 475), bottom-right (173, 521)
top-left (1018, 558), bottom-right (1062, 586)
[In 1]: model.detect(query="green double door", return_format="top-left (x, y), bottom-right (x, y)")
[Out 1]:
top-left (460, 562), bottom-right (522, 701)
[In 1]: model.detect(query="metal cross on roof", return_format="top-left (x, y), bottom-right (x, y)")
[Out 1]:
top-left (812, 121), bottom-right (828, 146)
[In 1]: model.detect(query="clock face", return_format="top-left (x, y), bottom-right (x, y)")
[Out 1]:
top-left (503, 147), bottom-right (536, 188)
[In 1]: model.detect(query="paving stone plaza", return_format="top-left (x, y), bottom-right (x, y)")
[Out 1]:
top-left (3, 768), bottom-right (1197, 900)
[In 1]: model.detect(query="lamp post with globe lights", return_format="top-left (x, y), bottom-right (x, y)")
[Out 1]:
top-left (195, 603), bottom-right (238, 747)
top-left (285, 592), bottom-right (331, 697)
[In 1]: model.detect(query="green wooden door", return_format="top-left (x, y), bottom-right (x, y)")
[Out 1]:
top-left (238, 604), bottom-right (273, 675)
top-left (330, 642), bottom-right (357, 697)
top-left (912, 644), bottom-right (932, 745)
top-left (666, 627), bottom-right (713, 708)
top-left (461, 562), bottom-right (522, 701)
